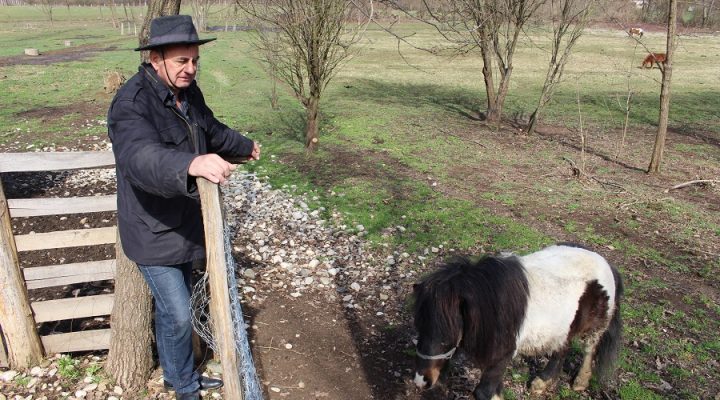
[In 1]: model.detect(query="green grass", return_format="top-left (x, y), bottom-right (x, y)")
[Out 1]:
top-left (618, 381), bottom-right (666, 400)
top-left (57, 354), bottom-right (82, 380)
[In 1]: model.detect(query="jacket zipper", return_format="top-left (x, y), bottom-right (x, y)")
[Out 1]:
top-left (170, 107), bottom-right (198, 154)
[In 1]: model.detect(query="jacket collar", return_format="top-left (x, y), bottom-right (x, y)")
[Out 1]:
top-left (140, 63), bottom-right (195, 108)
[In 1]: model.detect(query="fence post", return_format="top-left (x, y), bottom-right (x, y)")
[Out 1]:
top-left (197, 178), bottom-right (244, 399)
top-left (0, 179), bottom-right (44, 368)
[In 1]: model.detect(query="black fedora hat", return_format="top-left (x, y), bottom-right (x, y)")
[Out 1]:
top-left (135, 15), bottom-right (216, 51)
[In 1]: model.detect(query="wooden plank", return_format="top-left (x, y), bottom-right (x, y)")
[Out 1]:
top-left (31, 294), bottom-right (114, 323)
top-left (15, 226), bottom-right (116, 252)
top-left (0, 151), bottom-right (115, 173)
top-left (199, 178), bottom-right (245, 399)
top-left (8, 195), bottom-right (117, 217)
top-left (41, 329), bottom-right (111, 354)
top-left (23, 259), bottom-right (116, 289)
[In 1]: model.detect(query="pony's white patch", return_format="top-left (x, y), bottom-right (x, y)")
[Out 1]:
top-left (514, 245), bottom-right (616, 356)
top-left (414, 373), bottom-right (427, 388)
top-left (491, 394), bottom-right (504, 400)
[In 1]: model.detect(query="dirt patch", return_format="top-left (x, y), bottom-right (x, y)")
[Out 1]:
top-left (0, 44), bottom-right (119, 67)
top-left (1, 98), bottom-right (111, 153)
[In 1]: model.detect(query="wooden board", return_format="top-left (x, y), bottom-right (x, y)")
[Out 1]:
top-left (23, 259), bottom-right (116, 289)
top-left (41, 329), bottom-right (111, 354)
top-left (0, 151), bottom-right (115, 173)
top-left (14, 226), bottom-right (116, 252)
top-left (8, 195), bottom-right (117, 217)
top-left (199, 178), bottom-right (245, 399)
top-left (31, 294), bottom-right (114, 323)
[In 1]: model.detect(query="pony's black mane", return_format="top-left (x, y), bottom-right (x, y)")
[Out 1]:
top-left (414, 255), bottom-right (530, 367)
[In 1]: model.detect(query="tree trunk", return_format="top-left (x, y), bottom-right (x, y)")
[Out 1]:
top-left (305, 95), bottom-right (320, 151)
top-left (527, 108), bottom-right (541, 135)
top-left (491, 67), bottom-right (513, 125)
top-left (648, 0), bottom-right (677, 173)
top-left (0, 180), bottom-right (44, 369)
top-left (478, 25), bottom-right (497, 122)
top-left (105, 232), bottom-right (154, 391)
top-left (138, 0), bottom-right (182, 62)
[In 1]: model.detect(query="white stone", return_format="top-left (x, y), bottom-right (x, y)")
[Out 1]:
top-left (82, 383), bottom-right (98, 392)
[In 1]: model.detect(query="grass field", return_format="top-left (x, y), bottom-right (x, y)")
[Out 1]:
top-left (1, 7), bottom-right (719, 399)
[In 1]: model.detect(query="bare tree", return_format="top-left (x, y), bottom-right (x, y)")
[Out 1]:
top-left (39, 0), bottom-right (54, 23)
top-left (105, 236), bottom-right (154, 391)
top-left (648, 0), bottom-right (677, 173)
top-left (526, 0), bottom-right (593, 135)
top-left (699, 0), bottom-right (717, 27)
top-left (238, 0), bottom-right (373, 151)
top-left (385, 0), bottom-right (546, 124)
top-left (190, 0), bottom-right (212, 32)
top-left (109, 0), bottom-right (120, 29)
top-left (138, 0), bottom-right (182, 62)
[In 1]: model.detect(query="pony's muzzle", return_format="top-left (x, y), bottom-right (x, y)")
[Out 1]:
top-left (413, 372), bottom-right (428, 389)
top-left (413, 369), bottom-right (440, 389)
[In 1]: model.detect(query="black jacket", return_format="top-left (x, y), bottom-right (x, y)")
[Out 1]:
top-left (108, 64), bottom-right (254, 265)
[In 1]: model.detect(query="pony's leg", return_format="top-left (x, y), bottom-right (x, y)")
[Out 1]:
top-left (573, 333), bottom-right (601, 391)
top-left (473, 358), bottom-right (510, 400)
top-left (530, 348), bottom-right (569, 394)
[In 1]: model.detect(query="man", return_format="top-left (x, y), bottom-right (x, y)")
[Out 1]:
top-left (107, 15), bottom-right (260, 400)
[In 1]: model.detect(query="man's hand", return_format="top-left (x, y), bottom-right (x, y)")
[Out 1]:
top-left (188, 154), bottom-right (236, 185)
top-left (250, 142), bottom-right (261, 161)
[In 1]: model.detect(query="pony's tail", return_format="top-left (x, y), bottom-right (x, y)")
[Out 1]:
top-left (594, 267), bottom-right (624, 385)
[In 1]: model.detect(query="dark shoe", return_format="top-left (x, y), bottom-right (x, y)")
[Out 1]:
top-left (176, 392), bottom-right (200, 400)
top-left (165, 376), bottom-right (224, 391)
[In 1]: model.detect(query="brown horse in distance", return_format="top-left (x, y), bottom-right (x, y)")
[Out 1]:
top-left (642, 52), bottom-right (666, 68)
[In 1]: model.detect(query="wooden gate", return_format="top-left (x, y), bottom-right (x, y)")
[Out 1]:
top-left (0, 151), bottom-right (116, 367)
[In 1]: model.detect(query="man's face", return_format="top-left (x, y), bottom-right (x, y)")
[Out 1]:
top-left (150, 44), bottom-right (200, 91)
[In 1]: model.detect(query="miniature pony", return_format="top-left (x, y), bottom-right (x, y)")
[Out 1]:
top-left (413, 244), bottom-right (623, 400)
top-left (628, 27), bottom-right (644, 37)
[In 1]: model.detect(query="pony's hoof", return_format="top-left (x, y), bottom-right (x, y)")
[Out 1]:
top-left (530, 377), bottom-right (548, 394)
top-left (572, 382), bottom-right (588, 392)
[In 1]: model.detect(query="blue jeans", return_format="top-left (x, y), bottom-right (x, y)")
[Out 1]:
top-left (139, 263), bottom-right (200, 394)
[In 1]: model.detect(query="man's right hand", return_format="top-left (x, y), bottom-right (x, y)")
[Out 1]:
top-left (188, 154), bottom-right (236, 185)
